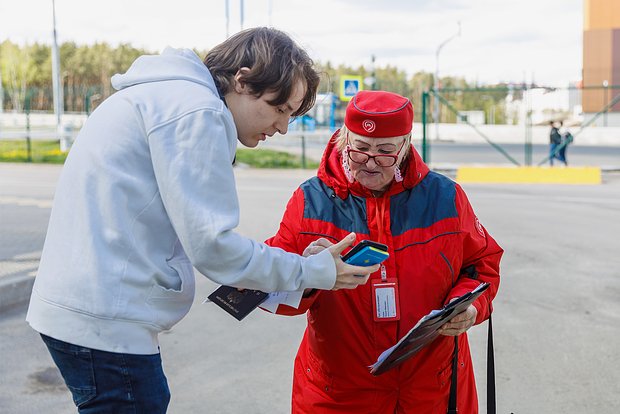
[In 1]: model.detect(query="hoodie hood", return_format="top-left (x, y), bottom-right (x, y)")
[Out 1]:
top-left (317, 129), bottom-right (430, 199)
top-left (111, 48), bottom-right (219, 96)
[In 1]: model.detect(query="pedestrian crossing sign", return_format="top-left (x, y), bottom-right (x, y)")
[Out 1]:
top-left (339, 75), bottom-right (363, 101)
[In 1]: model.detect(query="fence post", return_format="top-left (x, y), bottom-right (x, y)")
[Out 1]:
top-left (524, 84), bottom-right (532, 166)
top-left (85, 89), bottom-right (91, 114)
top-left (25, 91), bottom-right (32, 162)
top-left (301, 117), bottom-right (307, 169)
top-left (422, 91), bottom-right (429, 163)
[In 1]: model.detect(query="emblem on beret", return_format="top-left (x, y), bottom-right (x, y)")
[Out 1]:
top-left (362, 119), bottom-right (376, 133)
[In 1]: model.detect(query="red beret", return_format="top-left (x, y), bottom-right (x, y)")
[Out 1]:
top-left (345, 90), bottom-right (414, 138)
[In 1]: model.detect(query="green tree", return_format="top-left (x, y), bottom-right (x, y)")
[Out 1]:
top-left (408, 71), bottom-right (434, 113)
top-left (374, 65), bottom-right (410, 97)
top-left (0, 40), bottom-right (31, 111)
top-left (0, 40), bottom-right (510, 122)
top-left (0, 40), bottom-right (152, 112)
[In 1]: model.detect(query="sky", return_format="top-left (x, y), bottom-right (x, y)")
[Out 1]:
top-left (1, 0), bottom-right (583, 87)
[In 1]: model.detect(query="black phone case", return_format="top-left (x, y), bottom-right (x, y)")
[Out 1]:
top-left (341, 240), bottom-right (388, 262)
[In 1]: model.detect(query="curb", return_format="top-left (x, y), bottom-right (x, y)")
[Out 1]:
top-left (456, 166), bottom-right (602, 185)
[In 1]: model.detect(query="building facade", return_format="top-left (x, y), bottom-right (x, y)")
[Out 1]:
top-left (583, 0), bottom-right (620, 125)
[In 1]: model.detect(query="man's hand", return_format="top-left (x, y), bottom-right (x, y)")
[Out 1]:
top-left (438, 304), bottom-right (478, 336)
top-left (302, 237), bottom-right (332, 257)
top-left (327, 233), bottom-right (378, 290)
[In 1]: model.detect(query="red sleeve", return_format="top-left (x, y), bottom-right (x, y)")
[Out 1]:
top-left (447, 184), bottom-right (503, 325)
top-left (265, 187), bottom-right (304, 256)
top-left (263, 187), bottom-right (323, 316)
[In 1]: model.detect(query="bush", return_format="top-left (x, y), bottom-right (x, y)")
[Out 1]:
top-left (0, 140), bottom-right (67, 163)
top-left (235, 148), bottom-right (318, 169)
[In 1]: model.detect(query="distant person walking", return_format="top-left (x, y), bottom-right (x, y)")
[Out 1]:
top-left (559, 121), bottom-right (573, 166)
top-left (549, 121), bottom-right (567, 166)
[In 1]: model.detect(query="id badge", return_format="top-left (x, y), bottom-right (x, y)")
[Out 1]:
top-left (371, 278), bottom-right (400, 322)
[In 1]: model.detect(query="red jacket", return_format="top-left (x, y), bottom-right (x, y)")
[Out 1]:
top-left (266, 135), bottom-right (502, 414)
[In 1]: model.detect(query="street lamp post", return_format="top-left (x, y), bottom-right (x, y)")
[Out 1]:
top-left (51, 0), bottom-right (65, 150)
top-left (433, 22), bottom-right (461, 140)
top-left (0, 69), bottom-right (4, 113)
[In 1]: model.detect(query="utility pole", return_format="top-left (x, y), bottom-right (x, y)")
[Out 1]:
top-left (0, 69), bottom-right (4, 141)
top-left (433, 22), bottom-right (460, 140)
top-left (225, 0), bottom-right (230, 38)
top-left (51, 0), bottom-right (65, 150)
top-left (0, 68), bottom-right (4, 114)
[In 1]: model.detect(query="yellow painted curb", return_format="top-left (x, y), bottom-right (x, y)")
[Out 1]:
top-left (456, 166), bottom-right (602, 184)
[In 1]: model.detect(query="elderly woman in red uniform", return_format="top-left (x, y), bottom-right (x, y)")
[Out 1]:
top-left (265, 90), bottom-right (503, 413)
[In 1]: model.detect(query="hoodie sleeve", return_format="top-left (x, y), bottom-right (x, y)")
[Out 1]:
top-left (264, 187), bottom-right (324, 315)
top-left (446, 184), bottom-right (503, 325)
top-left (147, 108), bottom-right (336, 292)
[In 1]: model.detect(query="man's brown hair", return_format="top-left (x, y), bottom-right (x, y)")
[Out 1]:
top-left (204, 27), bottom-right (320, 117)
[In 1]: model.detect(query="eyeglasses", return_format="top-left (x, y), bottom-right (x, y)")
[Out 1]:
top-left (347, 139), bottom-right (406, 167)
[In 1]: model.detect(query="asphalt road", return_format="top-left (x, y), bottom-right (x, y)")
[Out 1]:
top-left (1, 163), bottom-right (619, 413)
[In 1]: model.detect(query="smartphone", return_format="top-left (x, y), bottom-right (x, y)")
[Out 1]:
top-left (341, 240), bottom-right (389, 266)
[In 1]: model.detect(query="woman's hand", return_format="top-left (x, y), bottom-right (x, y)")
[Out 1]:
top-left (438, 304), bottom-right (477, 336)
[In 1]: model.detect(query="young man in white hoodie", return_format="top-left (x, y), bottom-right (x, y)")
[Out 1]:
top-left (26, 27), bottom-right (376, 413)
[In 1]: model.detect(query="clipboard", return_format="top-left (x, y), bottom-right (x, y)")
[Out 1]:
top-left (369, 282), bottom-right (490, 375)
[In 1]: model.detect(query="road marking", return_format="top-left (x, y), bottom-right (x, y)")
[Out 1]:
top-left (0, 196), bottom-right (53, 209)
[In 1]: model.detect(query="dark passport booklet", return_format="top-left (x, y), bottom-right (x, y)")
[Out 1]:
top-left (207, 285), bottom-right (269, 321)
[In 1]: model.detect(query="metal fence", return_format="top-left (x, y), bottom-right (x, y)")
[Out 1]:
top-left (420, 85), bottom-right (620, 166)
top-left (2, 85), bottom-right (620, 166)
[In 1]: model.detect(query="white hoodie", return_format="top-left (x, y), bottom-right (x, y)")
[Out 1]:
top-left (26, 48), bottom-right (335, 354)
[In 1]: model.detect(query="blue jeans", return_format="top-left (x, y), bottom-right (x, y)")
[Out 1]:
top-left (41, 334), bottom-right (170, 413)
top-left (549, 143), bottom-right (566, 166)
